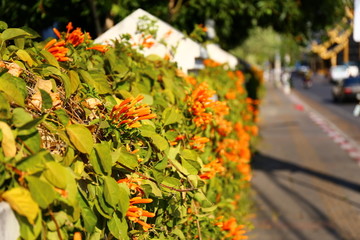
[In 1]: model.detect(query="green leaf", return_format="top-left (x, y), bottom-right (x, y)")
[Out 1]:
top-left (12, 108), bottom-right (32, 128)
top-left (89, 150), bottom-right (104, 175)
top-left (0, 92), bottom-right (10, 119)
top-left (150, 134), bottom-right (169, 151)
top-left (38, 64), bottom-right (62, 77)
top-left (63, 147), bottom-right (75, 166)
top-left (78, 192), bottom-right (97, 234)
top-left (79, 70), bottom-right (111, 94)
top-left (16, 150), bottom-right (52, 172)
top-left (0, 28), bottom-right (32, 41)
top-left (39, 49), bottom-right (60, 68)
top-left (107, 213), bottom-right (129, 240)
top-left (43, 161), bottom-right (67, 189)
top-left (201, 205), bottom-right (217, 212)
top-left (60, 73), bottom-right (72, 98)
top-left (161, 177), bottom-right (181, 189)
top-left (39, 89), bottom-right (53, 110)
top-left (139, 124), bottom-right (156, 137)
top-left (112, 147), bottom-right (138, 169)
top-left (0, 72), bottom-right (27, 106)
top-left (194, 191), bottom-right (213, 208)
top-left (181, 149), bottom-right (198, 162)
top-left (162, 107), bottom-right (182, 126)
top-left (103, 176), bottom-right (121, 208)
top-left (0, 121), bottom-right (16, 157)
top-left (182, 159), bottom-right (200, 175)
top-left (17, 128), bottom-right (41, 154)
top-left (94, 142), bottom-right (112, 175)
top-left (171, 228), bottom-right (186, 240)
top-left (16, 49), bottom-right (33, 66)
top-left (18, 213), bottom-right (42, 240)
top-left (14, 38), bottom-right (25, 49)
top-left (168, 145), bottom-right (180, 160)
top-left (54, 109), bottom-right (70, 126)
top-left (26, 175), bottom-right (58, 209)
top-left (47, 212), bottom-right (69, 232)
top-left (0, 21), bottom-right (8, 31)
top-left (2, 187), bottom-right (40, 224)
top-left (66, 124), bottom-right (94, 154)
top-left (63, 167), bottom-right (79, 206)
top-left (94, 193), bottom-right (113, 218)
top-left (68, 70), bottom-right (80, 96)
top-left (142, 180), bottom-right (162, 197)
top-left (117, 183), bottom-right (130, 214)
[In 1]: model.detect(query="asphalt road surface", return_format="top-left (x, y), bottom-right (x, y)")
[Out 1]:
top-left (249, 80), bottom-right (360, 240)
top-left (292, 74), bottom-right (360, 127)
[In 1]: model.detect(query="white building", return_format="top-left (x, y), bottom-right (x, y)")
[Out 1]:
top-left (95, 9), bottom-right (238, 73)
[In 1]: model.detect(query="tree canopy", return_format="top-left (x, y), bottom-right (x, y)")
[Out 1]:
top-left (0, 0), bottom-right (353, 49)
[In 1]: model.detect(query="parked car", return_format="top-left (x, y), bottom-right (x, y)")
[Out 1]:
top-left (330, 64), bottom-right (359, 84)
top-left (332, 76), bottom-right (360, 102)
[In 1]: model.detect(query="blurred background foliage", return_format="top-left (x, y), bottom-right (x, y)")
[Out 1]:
top-left (0, 0), bottom-right (353, 67)
top-left (231, 27), bottom-right (302, 67)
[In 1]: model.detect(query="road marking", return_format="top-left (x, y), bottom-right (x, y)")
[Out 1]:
top-left (288, 94), bottom-right (360, 165)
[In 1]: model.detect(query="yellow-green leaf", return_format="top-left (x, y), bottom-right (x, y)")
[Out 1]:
top-left (16, 49), bottom-right (33, 66)
top-left (0, 72), bottom-right (27, 107)
top-left (0, 121), bottom-right (16, 157)
top-left (2, 187), bottom-right (39, 224)
top-left (43, 161), bottom-right (67, 189)
top-left (68, 70), bottom-right (80, 96)
top-left (0, 28), bottom-right (32, 41)
top-left (40, 49), bottom-right (59, 68)
top-left (103, 176), bottom-right (121, 208)
top-left (26, 176), bottom-right (58, 209)
top-left (66, 124), bottom-right (94, 154)
top-left (150, 134), bottom-right (169, 151)
top-left (107, 213), bottom-right (129, 240)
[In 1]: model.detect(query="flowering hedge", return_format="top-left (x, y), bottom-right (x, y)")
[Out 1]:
top-left (0, 22), bottom-right (261, 240)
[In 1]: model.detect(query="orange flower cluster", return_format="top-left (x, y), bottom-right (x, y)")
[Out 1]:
top-left (244, 125), bottom-right (258, 137)
top-left (216, 217), bottom-right (248, 240)
top-left (52, 22), bottom-right (108, 54)
top-left (212, 101), bottom-right (229, 117)
top-left (203, 59), bottom-right (221, 67)
top-left (109, 95), bottom-right (157, 129)
top-left (117, 178), bottom-right (144, 196)
top-left (176, 69), bottom-right (197, 85)
top-left (215, 118), bottom-right (233, 137)
top-left (199, 159), bottom-right (225, 180)
top-left (162, 30), bottom-right (173, 39)
top-left (189, 136), bottom-right (210, 152)
top-left (86, 45), bottom-right (109, 53)
top-left (126, 197), bottom-right (155, 232)
top-left (216, 126), bottom-right (252, 181)
top-left (43, 39), bottom-right (69, 62)
top-left (141, 35), bottom-right (155, 48)
top-left (117, 177), bottom-right (155, 231)
top-left (186, 82), bottom-right (216, 128)
top-left (169, 135), bottom-right (186, 146)
top-left (198, 24), bottom-right (208, 32)
top-left (225, 90), bottom-right (237, 100)
top-left (53, 22), bottom-right (90, 47)
top-left (243, 98), bottom-right (261, 123)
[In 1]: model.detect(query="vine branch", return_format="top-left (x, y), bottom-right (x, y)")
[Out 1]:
top-left (48, 209), bottom-right (63, 240)
top-left (116, 162), bottom-right (197, 192)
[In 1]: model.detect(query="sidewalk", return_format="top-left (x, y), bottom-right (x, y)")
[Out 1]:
top-left (249, 83), bottom-right (360, 240)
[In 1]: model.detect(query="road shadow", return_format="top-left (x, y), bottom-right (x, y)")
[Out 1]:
top-left (250, 152), bottom-right (360, 239)
top-left (252, 152), bottom-right (360, 197)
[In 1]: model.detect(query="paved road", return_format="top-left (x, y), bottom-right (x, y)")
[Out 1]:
top-left (292, 74), bottom-right (360, 127)
top-left (249, 82), bottom-right (360, 240)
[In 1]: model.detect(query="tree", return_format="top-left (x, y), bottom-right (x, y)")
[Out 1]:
top-left (0, 0), bottom-right (353, 49)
